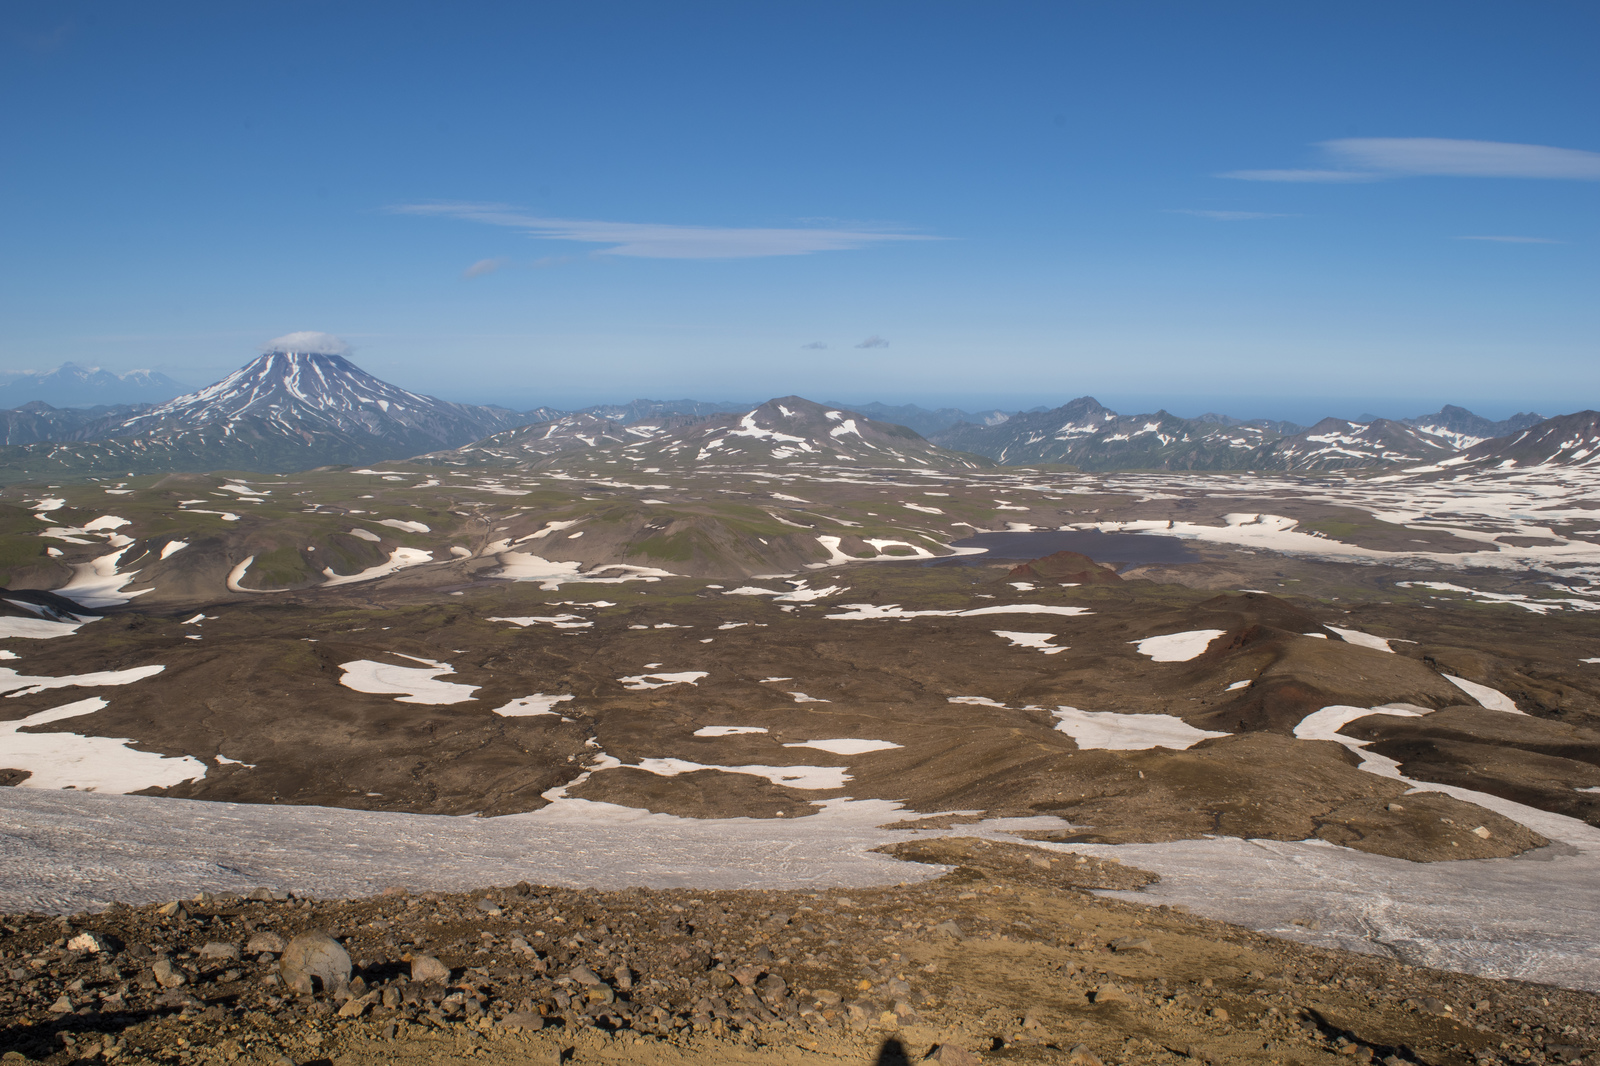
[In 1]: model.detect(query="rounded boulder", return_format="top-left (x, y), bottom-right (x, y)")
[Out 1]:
top-left (279, 931), bottom-right (351, 996)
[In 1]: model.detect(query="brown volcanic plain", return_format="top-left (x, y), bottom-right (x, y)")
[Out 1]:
top-left (1, 399), bottom-right (1599, 1065)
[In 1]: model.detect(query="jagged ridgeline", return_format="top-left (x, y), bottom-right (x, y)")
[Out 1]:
top-left (927, 398), bottom-right (1561, 472)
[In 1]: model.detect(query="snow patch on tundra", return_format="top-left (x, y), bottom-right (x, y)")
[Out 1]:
top-left (321, 547), bottom-right (434, 587)
top-left (617, 671), bottom-right (708, 691)
top-left (1443, 675), bottom-right (1524, 715)
top-left (1131, 629), bottom-right (1226, 662)
top-left (489, 615), bottom-right (593, 629)
top-left (1052, 707), bottom-right (1229, 751)
top-left (624, 757), bottom-right (848, 791)
top-left (338, 658), bottom-right (479, 705)
top-left (0, 617), bottom-right (85, 640)
top-left (0, 698), bottom-right (206, 793)
top-left (494, 552), bottom-right (673, 591)
top-left (826, 603), bottom-right (1093, 621)
top-left (993, 630), bottom-right (1066, 654)
top-left (1325, 626), bottom-right (1394, 653)
top-left (58, 548), bottom-right (151, 608)
top-left (0, 664), bottom-right (164, 697)
top-left (492, 694), bottom-right (574, 717)
top-left (782, 738), bottom-right (902, 755)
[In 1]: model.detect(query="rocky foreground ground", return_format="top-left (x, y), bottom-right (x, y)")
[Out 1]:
top-left (1, 839), bottom-right (1595, 1066)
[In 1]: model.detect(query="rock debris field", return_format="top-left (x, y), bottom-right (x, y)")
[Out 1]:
top-left (3, 838), bottom-right (1600, 1066)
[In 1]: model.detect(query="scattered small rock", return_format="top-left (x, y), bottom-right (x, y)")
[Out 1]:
top-left (1415, 996), bottom-right (1454, 1016)
top-left (151, 957), bottom-right (186, 988)
top-left (337, 991), bottom-right (377, 1018)
top-left (155, 989), bottom-right (203, 1009)
top-left (246, 931), bottom-right (285, 954)
top-left (1093, 983), bottom-right (1131, 1006)
top-left (1065, 1044), bottom-right (1106, 1066)
top-left (199, 941), bottom-right (240, 960)
top-left (410, 954), bottom-right (450, 983)
top-left (1109, 935), bottom-right (1155, 954)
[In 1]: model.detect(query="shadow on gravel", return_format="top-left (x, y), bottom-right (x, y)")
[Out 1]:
top-left (874, 1037), bottom-right (912, 1065)
top-left (2, 1008), bottom-right (153, 1061)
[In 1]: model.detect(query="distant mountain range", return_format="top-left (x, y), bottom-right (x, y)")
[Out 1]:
top-left (423, 396), bottom-right (983, 471)
top-left (0, 340), bottom-right (1588, 481)
top-left (0, 362), bottom-right (187, 408)
top-left (926, 398), bottom-right (1554, 472)
top-left (0, 401), bottom-right (151, 446)
top-left (822, 401), bottom-right (1011, 437)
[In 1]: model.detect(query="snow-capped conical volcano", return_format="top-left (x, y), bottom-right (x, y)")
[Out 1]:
top-left (42, 333), bottom-right (531, 473)
top-left (120, 336), bottom-right (472, 439)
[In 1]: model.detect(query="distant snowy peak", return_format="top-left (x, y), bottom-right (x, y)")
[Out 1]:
top-left (20, 346), bottom-right (534, 474)
top-left (125, 350), bottom-right (435, 429)
top-left (0, 362), bottom-right (187, 409)
top-left (1405, 405), bottom-right (1546, 450)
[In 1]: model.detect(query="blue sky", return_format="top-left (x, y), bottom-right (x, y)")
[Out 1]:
top-left (1, 1), bottom-right (1595, 421)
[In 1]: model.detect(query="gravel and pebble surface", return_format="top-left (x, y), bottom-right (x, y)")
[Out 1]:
top-left (1, 839), bottom-right (1597, 1066)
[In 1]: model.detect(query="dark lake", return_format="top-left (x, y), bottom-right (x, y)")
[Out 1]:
top-left (935, 529), bottom-right (1200, 566)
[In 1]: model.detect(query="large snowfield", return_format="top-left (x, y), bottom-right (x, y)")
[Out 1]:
top-left (1, 774), bottom-right (1597, 992)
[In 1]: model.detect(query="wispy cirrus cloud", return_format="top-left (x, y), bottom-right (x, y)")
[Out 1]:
top-left (1455, 235), bottom-right (1565, 244)
top-left (463, 256), bottom-right (510, 278)
top-left (800, 341), bottom-right (828, 350)
top-left (1222, 138), bottom-right (1600, 183)
top-left (1166, 209), bottom-right (1296, 221)
top-left (855, 335), bottom-right (890, 349)
top-left (392, 202), bottom-right (940, 260)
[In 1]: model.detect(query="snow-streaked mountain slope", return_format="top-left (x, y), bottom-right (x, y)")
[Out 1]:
top-left (931, 398), bottom-right (1282, 469)
top-left (428, 395), bottom-right (991, 471)
top-left (0, 402), bottom-right (150, 446)
top-left (1405, 405), bottom-right (1546, 450)
top-left (0, 339), bottom-right (528, 477)
top-left (114, 347), bottom-right (517, 445)
top-left (426, 412), bottom-right (651, 465)
top-left (1250, 418), bottom-right (1455, 471)
top-left (931, 399), bottom-right (1501, 472)
top-left (1461, 411), bottom-right (1600, 469)
top-left (608, 396), bottom-right (988, 469)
